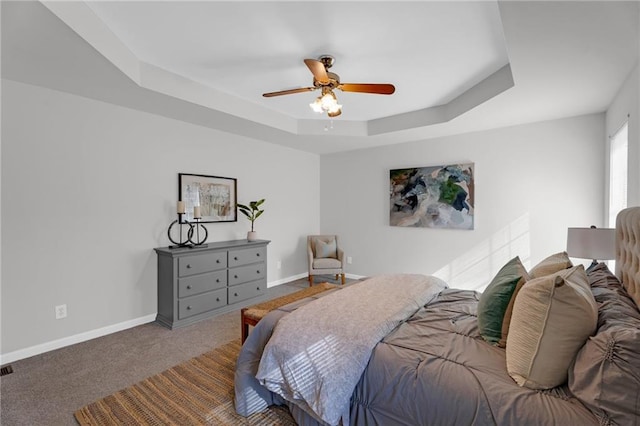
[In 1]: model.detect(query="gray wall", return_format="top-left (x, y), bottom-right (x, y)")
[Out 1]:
top-left (1, 79), bottom-right (320, 358)
top-left (320, 114), bottom-right (606, 290)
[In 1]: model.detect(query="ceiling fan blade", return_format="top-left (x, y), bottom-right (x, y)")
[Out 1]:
top-left (338, 83), bottom-right (396, 95)
top-left (304, 59), bottom-right (330, 84)
top-left (262, 87), bottom-right (316, 97)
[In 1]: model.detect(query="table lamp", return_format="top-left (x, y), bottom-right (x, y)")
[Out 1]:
top-left (566, 226), bottom-right (616, 271)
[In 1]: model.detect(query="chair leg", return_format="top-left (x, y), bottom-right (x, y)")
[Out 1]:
top-left (308, 275), bottom-right (313, 286)
top-left (341, 273), bottom-right (346, 285)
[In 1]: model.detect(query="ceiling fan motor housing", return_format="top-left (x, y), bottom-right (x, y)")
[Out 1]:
top-left (315, 72), bottom-right (340, 89)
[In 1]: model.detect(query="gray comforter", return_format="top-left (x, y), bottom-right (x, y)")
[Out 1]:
top-left (235, 281), bottom-right (599, 426)
top-left (256, 274), bottom-right (446, 425)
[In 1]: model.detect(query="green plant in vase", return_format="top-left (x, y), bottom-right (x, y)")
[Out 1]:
top-left (237, 199), bottom-right (265, 241)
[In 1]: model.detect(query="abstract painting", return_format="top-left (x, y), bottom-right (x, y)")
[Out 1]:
top-left (390, 163), bottom-right (474, 229)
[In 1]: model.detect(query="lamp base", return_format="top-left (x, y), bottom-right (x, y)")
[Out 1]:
top-left (585, 259), bottom-right (600, 274)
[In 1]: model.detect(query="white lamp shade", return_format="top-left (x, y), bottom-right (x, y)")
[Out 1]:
top-left (566, 227), bottom-right (616, 260)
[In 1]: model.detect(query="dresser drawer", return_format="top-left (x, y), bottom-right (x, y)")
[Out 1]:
top-left (178, 270), bottom-right (227, 298)
top-left (228, 280), bottom-right (266, 304)
top-left (228, 247), bottom-right (266, 268)
top-left (178, 288), bottom-right (227, 319)
top-left (178, 251), bottom-right (227, 277)
top-left (229, 262), bottom-right (266, 286)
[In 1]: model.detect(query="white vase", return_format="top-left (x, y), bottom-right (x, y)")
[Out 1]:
top-left (247, 231), bottom-right (257, 241)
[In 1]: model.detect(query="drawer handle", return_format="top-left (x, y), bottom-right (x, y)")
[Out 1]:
top-left (187, 285), bottom-right (192, 290)
top-left (256, 270), bottom-right (260, 274)
top-left (186, 264), bottom-right (191, 269)
top-left (234, 292), bottom-right (238, 297)
top-left (256, 253), bottom-right (260, 257)
top-left (216, 279), bottom-right (220, 283)
top-left (234, 256), bottom-right (238, 261)
top-left (256, 286), bottom-right (260, 291)
top-left (216, 297), bottom-right (220, 302)
top-left (234, 275), bottom-right (238, 279)
top-left (187, 305), bottom-right (192, 310)
top-left (216, 259), bottom-right (220, 263)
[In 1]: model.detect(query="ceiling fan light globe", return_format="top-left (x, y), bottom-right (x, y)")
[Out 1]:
top-left (310, 98), bottom-right (324, 113)
top-left (328, 104), bottom-right (342, 114)
top-left (320, 92), bottom-right (339, 111)
top-left (328, 108), bottom-right (342, 118)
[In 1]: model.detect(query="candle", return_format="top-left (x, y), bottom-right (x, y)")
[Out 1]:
top-left (193, 206), bottom-right (201, 219)
top-left (177, 201), bottom-right (185, 214)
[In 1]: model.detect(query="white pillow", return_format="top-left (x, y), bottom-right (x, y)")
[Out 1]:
top-left (506, 265), bottom-right (597, 389)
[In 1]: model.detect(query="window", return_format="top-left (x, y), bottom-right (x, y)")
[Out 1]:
top-left (609, 121), bottom-right (628, 227)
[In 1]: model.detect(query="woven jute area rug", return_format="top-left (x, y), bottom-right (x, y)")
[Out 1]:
top-left (74, 339), bottom-right (296, 425)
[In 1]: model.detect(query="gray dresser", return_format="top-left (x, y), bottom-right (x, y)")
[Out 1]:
top-left (154, 239), bottom-right (270, 329)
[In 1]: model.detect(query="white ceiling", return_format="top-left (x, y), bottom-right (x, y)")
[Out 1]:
top-left (83, 1), bottom-right (510, 122)
top-left (2, 1), bottom-right (639, 154)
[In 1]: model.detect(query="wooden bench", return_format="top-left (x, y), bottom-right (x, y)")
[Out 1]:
top-left (241, 282), bottom-right (339, 342)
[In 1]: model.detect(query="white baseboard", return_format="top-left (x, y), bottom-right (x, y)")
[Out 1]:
top-left (267, 273), bottom-right (308, 287)
top-left (0, 314), bottom-right (157, 365)
top-left (346, 273), bottom-right (367, 280)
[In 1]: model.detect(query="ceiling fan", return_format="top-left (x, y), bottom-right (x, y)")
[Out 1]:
top-left (262, 55), bottom-right (396, 118)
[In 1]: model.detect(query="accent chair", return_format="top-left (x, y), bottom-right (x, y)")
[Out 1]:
top-left (307, 235), bottom-right (346, 286)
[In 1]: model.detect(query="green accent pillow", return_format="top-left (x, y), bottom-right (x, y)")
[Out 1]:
top-left (478, 257), bottom-right (529, 346)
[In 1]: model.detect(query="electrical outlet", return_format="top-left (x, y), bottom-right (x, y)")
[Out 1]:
top-left (276, 260), bottom-right (282, 269)
top-left (347, 256), bottom-right (353, 264)
top-left (55, 304), bottom-right (67, 320)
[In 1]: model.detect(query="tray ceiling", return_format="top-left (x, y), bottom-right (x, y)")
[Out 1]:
top-left (2, 1), bottom-right (638, 153)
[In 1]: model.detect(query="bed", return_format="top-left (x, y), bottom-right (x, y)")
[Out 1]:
top-left (235, 207), bottom-right (640, 425)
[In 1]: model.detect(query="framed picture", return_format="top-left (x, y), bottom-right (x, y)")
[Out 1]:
top-left (390, 163), bottom-right (474, 230)
top-left (178, 173), bottom-right (237, 223)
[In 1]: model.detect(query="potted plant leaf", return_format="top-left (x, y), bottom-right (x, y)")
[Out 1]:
top-left (237, 199), bottom-right (265, 241)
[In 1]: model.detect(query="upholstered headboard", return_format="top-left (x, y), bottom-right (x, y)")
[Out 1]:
top-left (615, 206), bottom-right (640, 309)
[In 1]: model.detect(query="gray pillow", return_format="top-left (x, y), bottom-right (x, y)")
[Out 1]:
top-left (569, 264), bottom-right (640, 424)
top-left (314, 238), bottom-right (337, 259)
top-left (568, 325), bottom-right (640, 425)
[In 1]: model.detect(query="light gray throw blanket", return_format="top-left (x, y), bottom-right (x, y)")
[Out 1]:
top-left (255, 274), bottom-right (447, 425)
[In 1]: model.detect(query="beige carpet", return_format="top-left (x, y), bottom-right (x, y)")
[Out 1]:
top-left (74, 339), bottom-right (295, 425)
